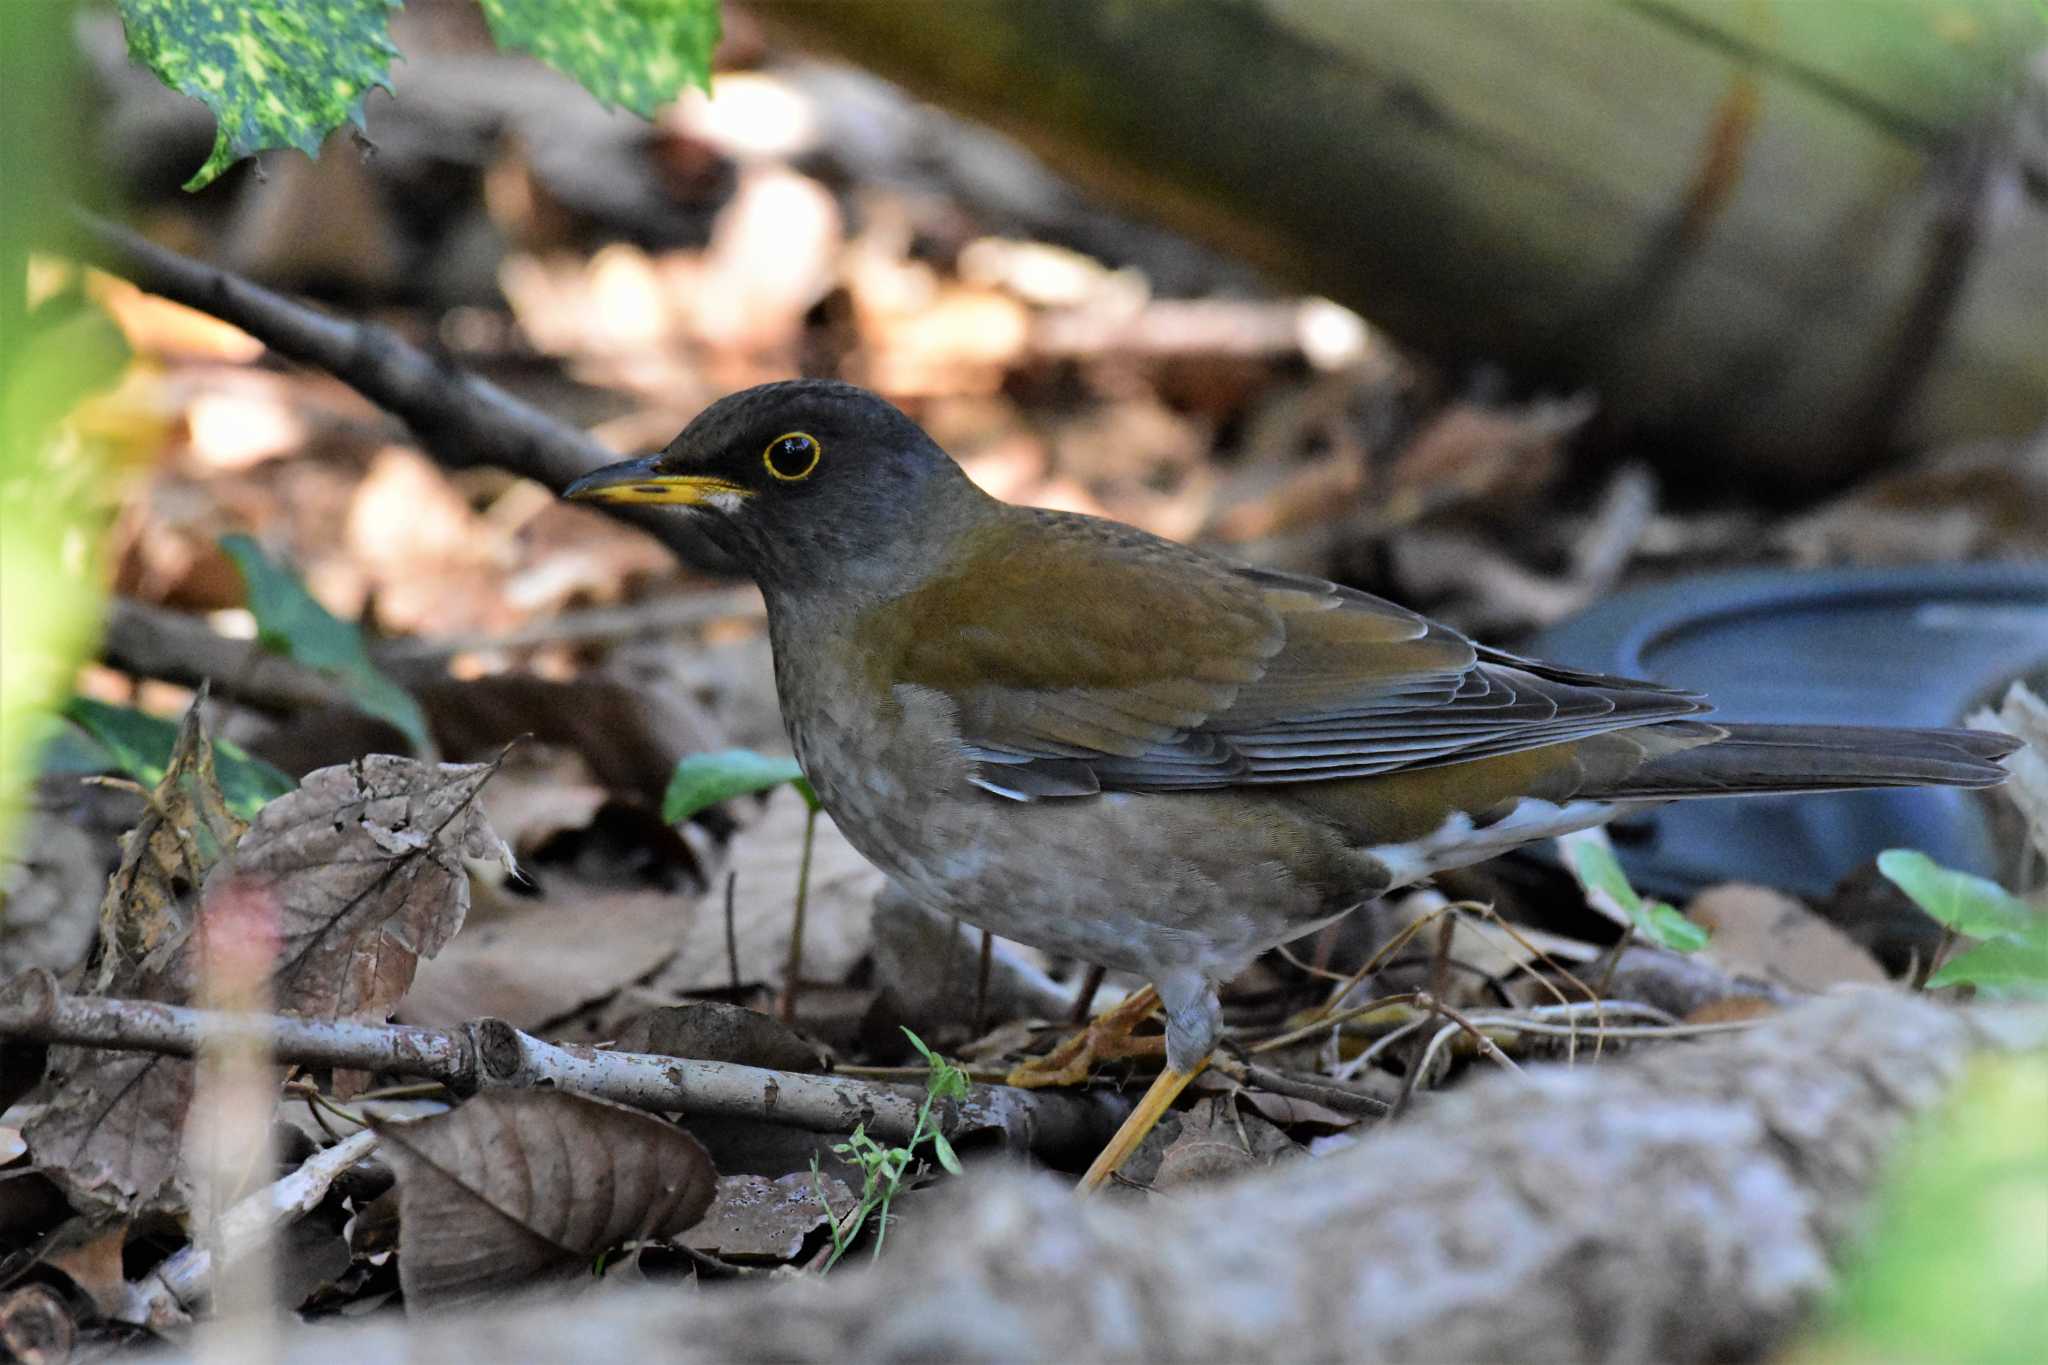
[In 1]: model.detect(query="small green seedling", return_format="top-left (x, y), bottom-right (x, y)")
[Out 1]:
top-left (1877, 849), bottom-right (2048, 994)
top-left (662, 749), bottom-right (815, 823)
top-left (1563, 831), bottom-right (1709, 953)
top-left (220, 533), bottom-right (432, 754)
top-left (811, 1027), bottom-right (970, 1271)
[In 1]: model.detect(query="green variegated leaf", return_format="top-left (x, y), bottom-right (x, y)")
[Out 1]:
top-left (479, 0), bottom-right (719, 116)
top-left (117, 0), bottom-right (401, 190)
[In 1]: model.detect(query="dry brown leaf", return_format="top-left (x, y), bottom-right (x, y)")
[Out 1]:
top-left (1121, 1096), bottom-right (1298, 1194)
top-left (680, 1172), bottom-right (853, 1263)
top-left (44, 1221), bottom-right (130, 1319)
top-left (417, 674), bottom-right (721, 810)
top-left (24, 699), bottom-right (240, 1214)
top-left (1777, 438), bottom-right (2048, 567)
top-left (26, 754), bottom-right (503, 1216)
top-left (374, 1090), bottom-right (716, 1313)
top-left (1230, 1086), bottom-right (1371, 1132)
top-left (90, 695), bottom-right (246, 993)
top-left (657, 787), bottom-right (881, 994)
top-left (612, 1003), bottom-right (827, 1073)
top-left (215, 755), bottom-right (508, 1023)
top-left (1379, 395), bottom-right (1593, 525)
top-left (23, 1047), bottom-right (197, 1218)
top-left (1685, 884), bottom-right (1888, 993)
top-left (399, 880), bottom-right (691, 1031)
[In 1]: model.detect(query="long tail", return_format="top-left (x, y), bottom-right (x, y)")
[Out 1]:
top-left (1606, 723), bottom-right (2019, 798)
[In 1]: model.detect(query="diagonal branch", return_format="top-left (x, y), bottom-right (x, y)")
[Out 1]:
top-left (69, 210), bottom-right (727, 574)
top-left (0, 969), bottom-right (1126, 1163)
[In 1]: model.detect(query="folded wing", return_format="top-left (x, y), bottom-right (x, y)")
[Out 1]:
top-left (875, 511), bottom-right (1709, 800)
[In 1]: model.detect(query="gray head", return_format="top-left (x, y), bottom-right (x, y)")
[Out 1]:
top-left (564, 380), bottom-right (984, 594)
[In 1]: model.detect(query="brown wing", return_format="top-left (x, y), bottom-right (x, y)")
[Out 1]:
top-left (867, 510), bottom-right (1706, 799)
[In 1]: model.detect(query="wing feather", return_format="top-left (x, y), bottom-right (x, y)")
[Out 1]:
top-left (864, 509), bottom-right (1707, 799)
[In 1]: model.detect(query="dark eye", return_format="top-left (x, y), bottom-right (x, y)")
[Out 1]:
top-left (763, 431), bottom-right (821, 482)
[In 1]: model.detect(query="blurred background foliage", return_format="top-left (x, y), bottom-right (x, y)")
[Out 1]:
top-left (0, 0), bottom-right (2042, 1353)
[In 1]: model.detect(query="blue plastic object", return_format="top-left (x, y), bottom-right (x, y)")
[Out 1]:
top-left (1528, 563), bottom-right (2048, 899)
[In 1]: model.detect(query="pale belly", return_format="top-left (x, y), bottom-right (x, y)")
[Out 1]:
top-left (783, 673), bottom-right (1378, 980)
top-left (774, 629), bottom-right (1623, 982)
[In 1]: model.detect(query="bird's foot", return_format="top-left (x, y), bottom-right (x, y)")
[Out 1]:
top-left (1005, 983), bottom-right (1164, 1088)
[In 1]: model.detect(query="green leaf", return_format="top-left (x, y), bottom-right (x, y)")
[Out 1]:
top-left (219, 533), bottom-right (431, 752)
top-left (61, 697), bottom-right (295, 819)
top-left (1, 296), bottom-right (131, 852)
top-left (1877, 849), bottom-right (2035, 941)
top-left (1567, 837), bottom-right (1707, 954)
top-left (478, 0), bottom-right (720, 117)
top-left (900, 1026), bottom-right (937, 1067)
top-left (0, 299), bottom-right (131, 457)
top-left (116, 0), bottom-right (402, 191)
top-left (662, 748), bottom-right (806, 822)
top-left (929, 1131), bottom-right (962, 1177)
top-left (1927, 932), bottom-right (2048, 994)
top-left (1639, 900), bottom-right (1712, 954)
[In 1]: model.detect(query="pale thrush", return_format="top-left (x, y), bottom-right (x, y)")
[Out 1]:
top-left (566, 380), bottom-right (2018, 1187)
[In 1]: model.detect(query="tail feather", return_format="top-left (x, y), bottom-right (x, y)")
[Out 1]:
top-left (1605, 723), bottom-right (2019, 798)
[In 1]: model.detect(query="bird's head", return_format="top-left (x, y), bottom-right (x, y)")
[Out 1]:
top-left (565, 380), bottom-right (982, 593)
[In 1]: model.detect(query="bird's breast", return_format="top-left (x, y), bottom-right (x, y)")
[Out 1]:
top-left (763, 599), bottom-right (1385, 980)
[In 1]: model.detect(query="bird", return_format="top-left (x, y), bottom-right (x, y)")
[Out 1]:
top-left (565, 379), bottom-right (2019, 1189)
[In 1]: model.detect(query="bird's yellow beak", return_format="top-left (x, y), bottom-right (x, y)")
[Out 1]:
top-left (563, 454), bottom-right (753, 507)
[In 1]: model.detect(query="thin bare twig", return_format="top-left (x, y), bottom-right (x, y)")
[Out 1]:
top-left (126, 1128), bottom-right (383, 1330)
top-left (1414, 991), bottom-right (1524, 1076)
top-left (1249, 992), bottom-right (1422, 1056)
top-left (1210, 1055), bottom-right (1391, 1117)
top-left (0, 969), bottom-right (1128, 1162)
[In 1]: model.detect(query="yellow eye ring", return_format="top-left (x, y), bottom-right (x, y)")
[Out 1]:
top-left (764, 431), bottom-right (822, 482)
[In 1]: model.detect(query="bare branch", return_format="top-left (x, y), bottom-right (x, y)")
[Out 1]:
top-left (0, 970), bottom-right (1126, 1163)
top-left (70, 211), bottom-right (727, 574)
top-left (129, 992), bottom-right (2048, 1365)
top-left (101, 591), bottom-right (768, 719)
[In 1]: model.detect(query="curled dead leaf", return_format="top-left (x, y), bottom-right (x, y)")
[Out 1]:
top-left (681, 1171), bottom-right (854, 1264)
top-left (612, 1002), bottom-right (827, 1073)
top-left (1151, 1097), bottom-right (1298, 1192)
top-left (373, 1090), bottom-right (716, 1312)
top-left (91, 692), bottom-right (245, 994)
top-left (214, 755), bottom-right (509, 1022)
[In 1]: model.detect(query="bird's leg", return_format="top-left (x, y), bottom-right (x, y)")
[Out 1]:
top-left (1005, 983), bottom-right (1164, 1088)
top-left (1075, 1062), bottom-right (1204, 1192)
top-left (1074, 972), bottom-right (1220, 1192)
